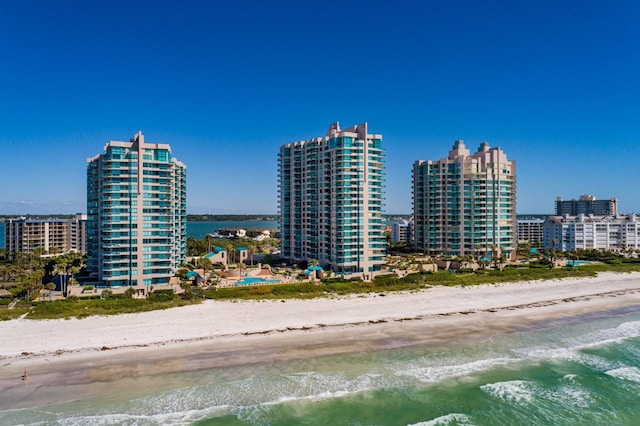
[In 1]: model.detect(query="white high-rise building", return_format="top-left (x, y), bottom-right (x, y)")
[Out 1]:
top-left (278, 122), bottom-right (385, 280)
top-left (543, 214), bottom-right (640, 252)
top-left (391, 220), bottom-right (412, 243)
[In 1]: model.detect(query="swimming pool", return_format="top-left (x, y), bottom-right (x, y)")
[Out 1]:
top-left (565, 260), bottom-right (591, 266)
top-left (235, 277), bottom-right (281, 286)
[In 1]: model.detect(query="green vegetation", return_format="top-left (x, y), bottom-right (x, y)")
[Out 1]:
top-left (1, 247), bottom-right (639, 320)
top-left (25, 295), bottom-right (201, 320)
top-left (0, 307), bottom-right (30, 321)
top-left (187, 235), bottom-right (279, 259)
top-left (201, 260), bottom-right (640, 301)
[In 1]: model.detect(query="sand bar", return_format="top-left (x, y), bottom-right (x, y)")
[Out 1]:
top-left (1, 272), bottom-right (640, 408)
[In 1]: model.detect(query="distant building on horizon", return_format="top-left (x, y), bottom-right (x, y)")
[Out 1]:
top-left (555, 195), bottom-right (617, 216)
top-left (278, 122), bottom-right (386, 280)
top-left (391, 219), bottom-right (412, 243)
top-left (86, 131), bottom-right (187, 289)
top-left (4, 214), bottom-right (87, 256)
top-left (413, 140), bottom-right (517, 260)
top-left (543, 213), bottom-right (640, 252)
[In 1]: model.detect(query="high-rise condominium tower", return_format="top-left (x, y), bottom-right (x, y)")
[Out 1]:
top-left (278, 122), bottom-right (385, 280)
top-left (413, 140), bottom-right (516, 260)
top-left (555, 195), bottom-right (618, 216)
top-left (87, 132), bottom-right (187, 288)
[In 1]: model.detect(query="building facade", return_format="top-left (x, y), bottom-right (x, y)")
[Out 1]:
top-left (391, 219), bottom-right (412, 243)
top-left (413, 140), bottom-right (517, 260)
top-left (87, 132), bottom-right (187, 288)
top-left (555, 195), bottom-right (617, 216)
top-left (278, 122), bottom-right (385, 280)
top-left (4, 214), bottom-right (87, 255)
top-left (517, 217), bottom-right (545, 244)
top-left (543, 214), bottom-right (640, 252)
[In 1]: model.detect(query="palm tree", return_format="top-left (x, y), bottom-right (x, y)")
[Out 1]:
top-left (54, 256), bottom-right (70, 296)
top-left (30, 247), bottom-right (46, 270)
top-left (198, 257), bottom-right (213, 286)
top-left (225, 243), bottom-right (236, 270)
top-left (0, 265), bottom-right (11, 289)
top-left (21, 269), bottom-right (44, 301)
top-left (245, 241), bottom-right (257, 266)
top-left (45, 282), bottom-right (56, 300)
top-left (474, 244), bottom-right (482, 261)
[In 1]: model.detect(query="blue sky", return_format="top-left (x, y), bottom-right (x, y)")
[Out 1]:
top-left (1, 0), bottom-right (638, 215)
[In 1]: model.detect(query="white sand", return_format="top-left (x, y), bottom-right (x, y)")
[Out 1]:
top-left (1, 272), bottom-right (639, 364)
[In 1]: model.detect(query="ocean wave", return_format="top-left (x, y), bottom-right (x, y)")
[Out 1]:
top-left (398, 357), bottom-right (516, 384)
top-left (408, 412), bottom-right (475, 426)
top-left (605, 366), bottom-right (640, 383)
top-left (511, 319), bottom-right (640, 365)
top-left (480, 380), bottom-right (536, 405)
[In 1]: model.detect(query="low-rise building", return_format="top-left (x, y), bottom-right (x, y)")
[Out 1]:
top-left (4, 214), bottom-right (87, 255)
top-left (543, 214), bottom-right (640, 252)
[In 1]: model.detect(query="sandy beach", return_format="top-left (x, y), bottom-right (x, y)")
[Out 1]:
top-left (1, 271), bottom-right (640, 409)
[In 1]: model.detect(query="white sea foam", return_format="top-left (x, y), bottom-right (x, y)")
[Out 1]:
top-left (563, 320), bottom-right (640, 351)
top-left (34, 404), bottom-right (230, 426)
top-left (398, 357), bottom-right (516, 384)
top-left (408, 412), bottom-right (475, 426)
top-left (605, 366), bottom-right (640, 383)
top-left (512, 319), bottom-right (640, 368)
top-left (480, 380), bottom-right (536, 405)
top-left (553, 381), bottom-right (594, 409)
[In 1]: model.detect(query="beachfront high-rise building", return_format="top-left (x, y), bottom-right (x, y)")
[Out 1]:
top-left (87, 132), bottom-right (187, 288)
top-left (278, 122), bottom-right (385, 280)
top-left (413, 140), bottom-right (517, 260)
top-left (555, 195), bottom-right (618, 216)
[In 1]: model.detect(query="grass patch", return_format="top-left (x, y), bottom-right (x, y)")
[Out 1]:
top-left (4, 260), bottom-right (639, 318)
top-left (202, 262), bottom-right (640, 301)
top-left (0, 307), bottom-right (30, 321)
top-left (25, 296), bottom-right (202, 320)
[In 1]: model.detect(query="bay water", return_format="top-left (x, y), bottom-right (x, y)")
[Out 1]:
top-left (2, 307), bottom-right (640, 425)
top-left (0, 221), bottom-right (280, 249)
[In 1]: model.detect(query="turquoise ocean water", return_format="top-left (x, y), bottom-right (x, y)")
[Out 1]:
top-left (2, 308), bottom-right (640, 425)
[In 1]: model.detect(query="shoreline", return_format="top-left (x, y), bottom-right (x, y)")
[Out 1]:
top-left (1, 272), bottom-right (640, 409)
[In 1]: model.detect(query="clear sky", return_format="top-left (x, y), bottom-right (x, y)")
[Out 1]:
top-left (1, 0), bottom-right (638, 215)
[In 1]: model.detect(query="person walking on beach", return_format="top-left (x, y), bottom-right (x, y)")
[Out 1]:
top-left (22, 369), bottom-right (28, 381)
